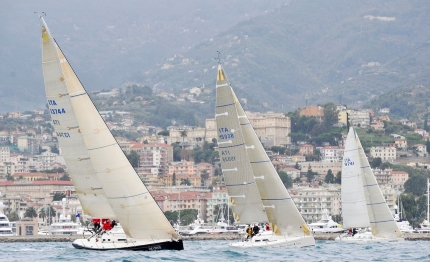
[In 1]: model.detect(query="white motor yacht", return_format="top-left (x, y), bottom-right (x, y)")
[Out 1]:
top-left (0, 200), bottom-right (14, 236)
top-left (309, 209), bottom-right (345, 233)
top-left (49, 198), bottom-right (80, 236)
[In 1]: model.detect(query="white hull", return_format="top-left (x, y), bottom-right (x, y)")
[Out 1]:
top-left (335, 232), bottom-right (405, 243)
top-left (72, 233), bottom-right (183, 251)
top-left (230, 233), bottom-right (315, 248)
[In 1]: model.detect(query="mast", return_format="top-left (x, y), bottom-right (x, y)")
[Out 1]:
top-left (427, 178), bottom-right (429, 222)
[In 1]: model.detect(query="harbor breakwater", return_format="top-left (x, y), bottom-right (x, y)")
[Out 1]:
top-left (1, 233), bottom-right (429, 242)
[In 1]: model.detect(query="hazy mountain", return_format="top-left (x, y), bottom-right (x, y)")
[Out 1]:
top-left (2, 0), bottom-right (430, 116)
top-left (0, 0), bottom-right (289, 112)
top-left (133, 0), bottom-right (430, 113)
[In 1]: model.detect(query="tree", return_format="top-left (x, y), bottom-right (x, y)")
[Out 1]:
top-left (323, 102), bottom-right (338, 128)
top-left (404, 175), bottom-right (428, 196)
top-left (180, 130), bottom-right (188, 149)
top-left (7, 211), bottom-right (19, 222)
top-left (180, 178), bottom-right (191, 186)
top-left (59, 173), bottom-right (71, 181)
top-left (24, 207), bottom-right (38, 218)
top-left (53, 192), bottom-right (66, 201)
top-left (200, 170), bottom-right (210, 186)
top-left (158, 130), bottom-right (170, 136)
top-left (172, 172), bottom-right (176, 186)
top-left (324, 169), bottom-right (335, 183)
top-left (335, 171), bottom-right (341, 184)
top-left (370, 157), bottom-right (382, 168)
top-left (277, 171), bottom-right (293, 188)
top-left (125, 150), bottom-right (140, 168)
top-left (43, 206), bottom-right (57, 225)
top-left (306, 166), bottom-right (315, 182)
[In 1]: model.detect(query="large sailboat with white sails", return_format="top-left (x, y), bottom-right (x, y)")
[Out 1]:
top-left (335, 127), bottom-right (404, 243)
top-left (215, 63), bottom-right (315, 248)
top-left (40, 16), bottom-right (183, 251)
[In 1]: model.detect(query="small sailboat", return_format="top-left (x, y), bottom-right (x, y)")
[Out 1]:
top-left (40, 16), bottom-right (183, 251)
top-left (215, 63), bottom-right (315, 248)
top-left (335, 127), bottom-right (404, 243)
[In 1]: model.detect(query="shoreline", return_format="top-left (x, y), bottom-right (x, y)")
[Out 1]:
top-left (1, 232), bottom-right (429, 242)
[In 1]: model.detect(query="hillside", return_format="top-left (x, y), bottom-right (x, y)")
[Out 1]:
top-left (0, 0), bottom-right (289, 112)
top-left (131, 0), bottom-right (430, 114)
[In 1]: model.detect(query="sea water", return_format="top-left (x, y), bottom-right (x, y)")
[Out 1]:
top-left (2, 240), bottom-right (429, 262)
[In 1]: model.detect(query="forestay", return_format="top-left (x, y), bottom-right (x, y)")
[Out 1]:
top-left (215, 64), bottom-right (267, 223)
top-left (41, 18), bottom-right (115, 218)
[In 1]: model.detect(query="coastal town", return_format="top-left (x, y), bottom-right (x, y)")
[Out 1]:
top-left (1, 85), bottom-right (429, 236)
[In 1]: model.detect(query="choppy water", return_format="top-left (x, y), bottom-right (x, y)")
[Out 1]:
top-left (2, 240), bottom-right (430, 262)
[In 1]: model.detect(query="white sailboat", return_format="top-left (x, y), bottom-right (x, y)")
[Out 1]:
top-left (335, 127), bottom-right (404, 243)
top-left (215, 63), bottom-right (315, 248)
top-left (40, 16), bottom-right (183, 250)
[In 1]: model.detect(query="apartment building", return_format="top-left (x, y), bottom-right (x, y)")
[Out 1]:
top-left (289, 185), bottom-right (342, 224)
top-left (131, 142), bottom-right (173, 177)
top-left (370, 146), bottom-right (397, 161)
top-left (165, 161), bottom-right (201, 187)
top-left (320, 146), bottom-right (344, 162)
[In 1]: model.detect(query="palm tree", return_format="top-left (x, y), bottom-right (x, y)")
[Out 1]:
top-left (180, 129), bottom-right (188, 149)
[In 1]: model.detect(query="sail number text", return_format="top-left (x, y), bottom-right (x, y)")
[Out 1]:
top-left (48, 100), bottom-right (66, 115)
top-left (218, 127), bottom-right (234, 140)
top-left (56, 132), bottom-right (70, 138)
top-left (221, 150), bottom-right (236, 162)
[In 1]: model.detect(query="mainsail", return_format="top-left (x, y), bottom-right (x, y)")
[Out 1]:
top-left (41, 18), bottom-right (178, 240)
top-left (216, 64), bottom-right (310, 237)
top-left (341, 128), bottom-right (369, 228)
top-left (215, 65), bottom-right (267, 223)
top-left (342, 127), bottom-right (401, 238)
top-left (41, 18), bottom-right (115, 218)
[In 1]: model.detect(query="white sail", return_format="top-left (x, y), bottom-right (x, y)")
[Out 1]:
top-left (342, 127), bottom-right (401, 238)
top-left (235, 93), bottom-right (310, 237)
top-left (41, 18), bottom-right (115, 218)
top-left (215, 65), bottom-right (267, 223)
top-left (41, 18), bottom-right (178, 241)
top-left (356, 137), bottom-right (401, 238)
top-left (215, 64), bottom-right (310, 237)
top-left (341, 128), bottom-right (369, 228)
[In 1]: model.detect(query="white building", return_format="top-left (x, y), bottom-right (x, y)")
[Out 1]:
top-left (0, 147), bottom-right (10, 162)
top-left (370, 146), bottom-right (397, 162)
top-left (320, 146), bottom-right (344, 162)
top-left (290, 185), bottom-right (342, 224)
